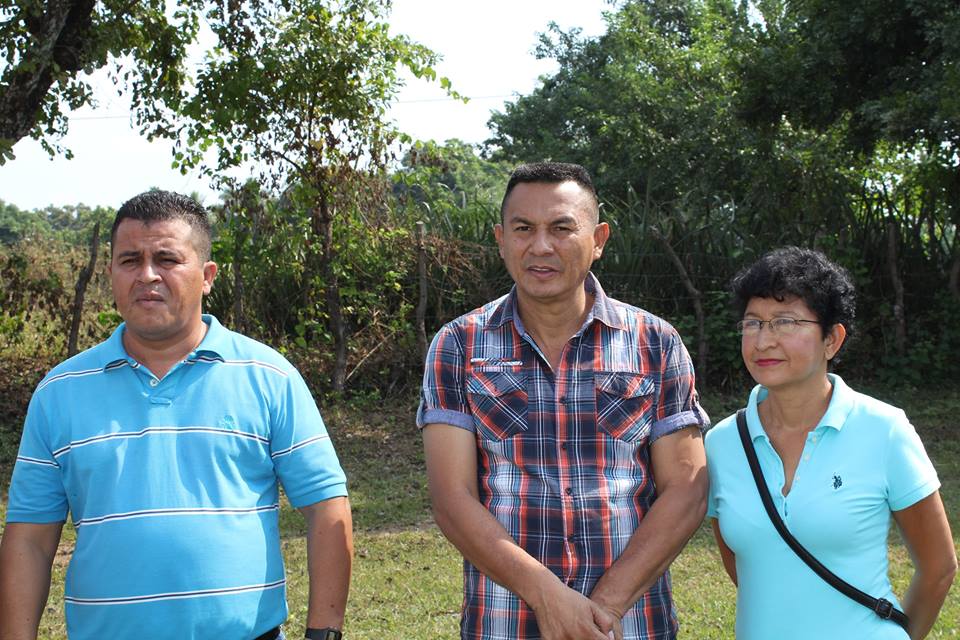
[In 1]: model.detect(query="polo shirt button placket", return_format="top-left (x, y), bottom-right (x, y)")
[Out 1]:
top-left (149, 378), bottom-right (159, 388)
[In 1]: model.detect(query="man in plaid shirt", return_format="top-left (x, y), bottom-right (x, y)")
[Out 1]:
top-left (418, 162), bottom-right (709, 640)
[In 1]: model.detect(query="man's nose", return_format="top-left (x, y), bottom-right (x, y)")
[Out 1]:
top-left (530, 229), bottom-right (554, 254)
top-left (135, 261), bottom-right (161, 283)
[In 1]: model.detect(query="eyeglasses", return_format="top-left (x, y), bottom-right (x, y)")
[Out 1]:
top-left (736, 318), bottom-right (821, 336)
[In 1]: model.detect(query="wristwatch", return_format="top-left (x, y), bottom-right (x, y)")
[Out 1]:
top-left (304, 629), bottom-right (342, 640)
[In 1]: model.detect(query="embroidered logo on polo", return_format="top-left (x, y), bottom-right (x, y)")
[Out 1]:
top-left (832, 473), bottom-right (843, 490)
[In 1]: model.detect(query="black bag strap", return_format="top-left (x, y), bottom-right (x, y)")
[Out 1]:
top-left (735, 409), bottom-right (910, 632)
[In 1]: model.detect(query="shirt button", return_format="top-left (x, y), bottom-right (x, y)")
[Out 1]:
top-left (149, 379), bottom-right (159, 387)
top-left (803, 454), bottom-right (810, 461)
top-left (559, 396), bottom-right (567, 404)
top-left (567, 534), bottom-right (575, 542)
top-left (560, 442), bottom-right (568, 450)
top-left (565, 487), bottom-right (573, 496)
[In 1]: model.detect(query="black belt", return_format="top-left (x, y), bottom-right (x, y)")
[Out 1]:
top-left (254, 627), bottom-right (282, 640)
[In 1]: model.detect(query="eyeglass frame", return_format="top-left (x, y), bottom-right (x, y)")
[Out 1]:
top-left (736, 317), bottom-right (822, 336)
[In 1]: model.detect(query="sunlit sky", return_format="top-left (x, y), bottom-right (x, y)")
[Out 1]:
top-left (0, 1), bottom-right (610, 211)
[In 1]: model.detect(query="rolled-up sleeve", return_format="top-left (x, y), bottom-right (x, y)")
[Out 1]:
top-left (417, 324), bottom-right (474, 431)
top-left (651, 329), bottom-right (710, 442)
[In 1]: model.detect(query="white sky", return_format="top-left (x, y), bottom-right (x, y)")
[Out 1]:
top-left (0, 1), bottom-right (609, 211)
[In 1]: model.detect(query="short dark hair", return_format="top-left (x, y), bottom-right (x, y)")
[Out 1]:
top-left (500, 162), bottom-right (599, 221)
top-left (731, 246), bottom-right (856, 346)
top-left (111, 190), bottom-right (213, 260)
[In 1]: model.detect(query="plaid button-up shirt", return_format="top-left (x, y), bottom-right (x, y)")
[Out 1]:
top-left (418, 274), bottom-right (709, 640)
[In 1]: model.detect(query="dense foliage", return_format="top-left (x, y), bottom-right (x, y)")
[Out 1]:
top-left (1, 0), bottom-right (958, 402)
top-left (0, 0), bottom-right (201, 162)
top-left (486, 0), bottom-right (960, 387)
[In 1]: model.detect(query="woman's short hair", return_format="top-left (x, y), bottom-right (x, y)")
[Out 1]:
top-left (730, 246), bottom-right (856, 338)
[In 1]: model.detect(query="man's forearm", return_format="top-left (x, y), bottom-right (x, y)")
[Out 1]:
top-left (301, 497), bottom-right (353, 630)
top-left (0, 522), bottom-right (63, 639)
top-left (432, 485), bottom-right (564, 607)
top-left (590, 479), bottom-right (706, 615)
top-left (590, 427), bottom-right (708, 617)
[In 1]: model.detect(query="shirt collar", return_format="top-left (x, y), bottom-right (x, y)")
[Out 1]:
top-left (485, 272), bottom-right (627, 332)
top-left (100, 314), bottom-right (228, 370)
top-left (746, 373), bottom-right (853, 440)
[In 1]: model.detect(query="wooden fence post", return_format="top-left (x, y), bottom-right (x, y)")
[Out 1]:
top-left (416, 221), bottom-right (428, 362)
top-left (68, 221), bottom-right (100, 357)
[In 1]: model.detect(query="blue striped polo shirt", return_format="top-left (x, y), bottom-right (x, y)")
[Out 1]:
top-left (6, 315), bottom-right (347, 639)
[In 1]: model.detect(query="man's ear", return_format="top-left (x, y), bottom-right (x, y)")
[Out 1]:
top-left (202, 261), bottom-right (218, 295)
top-left (592, 222), bottom-right (610, 260)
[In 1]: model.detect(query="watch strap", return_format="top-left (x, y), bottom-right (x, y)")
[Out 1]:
top-left (304, 628), bottom-right (342, 640)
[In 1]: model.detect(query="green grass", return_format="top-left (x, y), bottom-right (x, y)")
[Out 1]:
top-left (1, 388), bottom-right (958, 638)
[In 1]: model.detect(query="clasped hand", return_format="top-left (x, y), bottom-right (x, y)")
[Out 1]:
top-left (531, 582), bottom-right (624, 640)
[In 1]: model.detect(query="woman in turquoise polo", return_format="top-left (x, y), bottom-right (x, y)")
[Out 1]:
top-left (705, 247), bottom-right (956, 639)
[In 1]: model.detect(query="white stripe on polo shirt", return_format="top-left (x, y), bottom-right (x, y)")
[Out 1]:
top-left (65, 578), bottom-right (286, 606)
top-left (270, 433), bottom-right (329, 459)
top-left (186, 356), bottom-right (289, 377)
top-left (36, 366), bottom-right (112, 392)
top-left (74, 503), bottom-right (281, 528)
top-left (51, 426), bottom-right (271, 458)
top-left (15, 455), bottom-right (59, 468)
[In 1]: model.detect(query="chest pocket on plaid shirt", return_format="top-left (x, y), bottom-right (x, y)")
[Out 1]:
top-left (466, 370), bottom-right (528, 440)
top-left (595, 371), bottom-right (655, 442)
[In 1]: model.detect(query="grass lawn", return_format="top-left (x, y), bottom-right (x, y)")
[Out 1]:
top-left (1, 387), bottom-right (957, 638)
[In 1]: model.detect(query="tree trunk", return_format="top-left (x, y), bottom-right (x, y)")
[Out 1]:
top-left (0, 0), bottom-right (97, 149)
top-left (949, 254), bottom-right (960, 302)
top-left (67, 221), bottom-right (100, 357)
top-left (886, 219), bottom-right (906, 358)
top-left (651, 227), bottom-right (707, 387)
top-left (232, 223), bottom-right (246, 334)
top-left (312, 193), bottom-right (347, 393)
top-left (415, 221), bottom-right (428, 362)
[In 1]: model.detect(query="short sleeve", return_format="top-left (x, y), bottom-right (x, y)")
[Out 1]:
top-left (6, 393), bottom-right (69, 524)
top-left (416, 324), bottom-right (474, 431)
top-left (886, 415), bottom-right (940, 511)
top-left (270, 369), bottom-right (348, 508)
top-left (651, 329), bottom-right (711, 442)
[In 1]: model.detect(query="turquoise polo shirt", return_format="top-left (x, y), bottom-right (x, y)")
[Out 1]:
top-left (706, 374), bottom-right (939, 640)
top-left (7, 315), bottom-right (347, 640)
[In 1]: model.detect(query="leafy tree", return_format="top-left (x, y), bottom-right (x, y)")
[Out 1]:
top-left (0, 0), bottom-right (200, 163)
top-left (736, 0), bottom-right (960, 153)
top-left (483, 0), bottom-right (960, 385)
top-left (150, 0), bottom-right (449, 392)
top-left (0, 200), bottom-right (50, 243)
top-left (0, 200), bottom-right (113, 244)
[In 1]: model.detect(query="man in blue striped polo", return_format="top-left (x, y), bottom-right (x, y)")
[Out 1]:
top-left (0, 191), bottom-right (352, 640)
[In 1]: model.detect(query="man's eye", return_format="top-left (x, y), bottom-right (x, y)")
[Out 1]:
top-left (771, 318), bottom-right (796, 328)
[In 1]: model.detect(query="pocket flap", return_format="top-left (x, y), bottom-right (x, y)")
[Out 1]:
top-left (467, 370), bottom-right (526, 397)
top-left (594, 371), bottom-right (654, 398)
